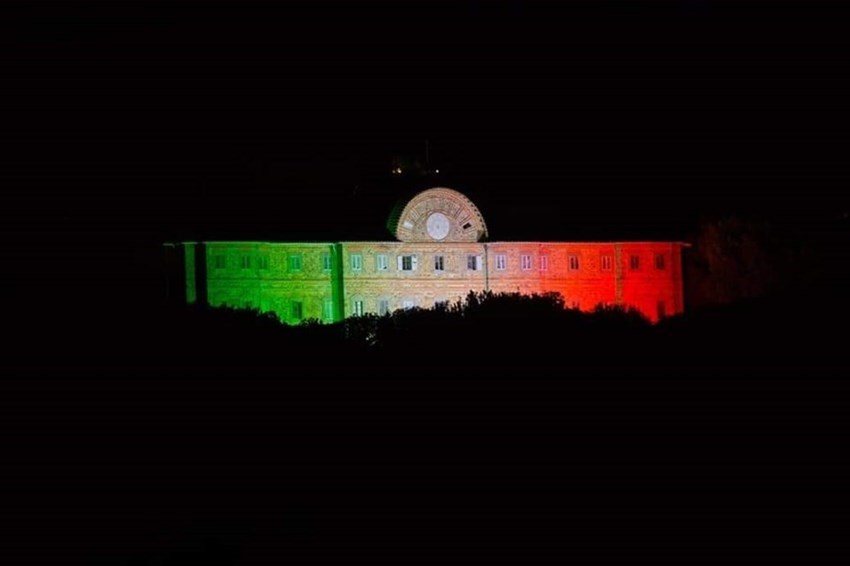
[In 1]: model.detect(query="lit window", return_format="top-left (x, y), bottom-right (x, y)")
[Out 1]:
top-left (288, 254), bottom-right (302, 272)
top-left (630, 255), bottom-right (640, 270)
top-left (353, 300), bottom-right (364, 316)
top-left (655, 254), bottom-right (666, 270)
top-left (322, 298), bottom-right (334, 320)
top-left (495, 254), bottom-right (507, 271)
top-left (377, 254), bottom-right (389, 271)
top-left (434, 255), bottom-right (445, 271)
top-left (351, 254), bottom-right (363, 271)
top-left (321, 252), bottom-right (332, 271)
top-left (521, 254), bottom-right (532, 271)
top-left (378, 299), bottom-right (390, 316)
top-left (600, 255), bottom-right (612, 271)
top-left (568, 255), bottom-right (579, 271)
top-left (539, 255), bottom-right (549, 271)
top-left (213, 255), bottom-right (226, 269)
top-left (241, 256), bottom-right (251, 269)
top-left (291, 301), bottom-right (303, 320)
top-left (258, 255), bottom-right (269, 269)
top-left (467, 255), bottom-right (481, 271)
top-left (399, 255), bottom-right (417, 271)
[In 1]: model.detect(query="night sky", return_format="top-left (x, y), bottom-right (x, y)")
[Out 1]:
top-left (3, 1), bottom-right (850, 307)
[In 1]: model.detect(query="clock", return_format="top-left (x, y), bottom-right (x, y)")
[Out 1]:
top-left (389, 187), bottom-right (489, 242)
top-left (426, 212), bottom-right (451, 240)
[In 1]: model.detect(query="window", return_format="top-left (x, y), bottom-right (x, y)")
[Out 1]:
top-left (257, 255), bottom-right (269, 270)
top-left (539, 255), bottom-right (549, 272)
top-left (288, 254), bottom-right (302, 272)
top-left (568, 255), bottom-right (580, 271)
top-left (434, 255), bottom-right (445, 271)
top-left (291, 301), bottom-right (303, 320)
top-left (630, 255), bottom-right (640, 271)
top-left (321, 252), bottom-right (332, 272)
top-left (213, 255), bottom-right (226, 269)
top-left (398, 255), bottom-right (418, 271)
top-left (600, 255), bottom-right (612, 271)
top-left (378, 299), bottom-right (390, 316)
top-left (657, 300), bottom-right (667, 320)
top-left (495, 254), bottom-right (507, 271)
top-left (377, 254), bottom-right (389, 271)
top-left (521, 254), bottom-right (532, 271)
top-left (655, 254), bottom-right (666, 270)
top-left (353, 300), bottom-right (364, 317)
top-left (351, 254), bottom-right (363, 271)
top-left (322, 298), bottom-right (334, 320)
top-left (240, 255), bottom-right (251, 269)
top-left (467, 255), bottom-right (481, 271)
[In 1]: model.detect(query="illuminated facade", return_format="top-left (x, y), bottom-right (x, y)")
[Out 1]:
top-left (166, 187), bottom-right (687, 323)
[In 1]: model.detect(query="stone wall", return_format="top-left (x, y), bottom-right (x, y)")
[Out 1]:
top-left (184, 241), bottom-right (686, 323)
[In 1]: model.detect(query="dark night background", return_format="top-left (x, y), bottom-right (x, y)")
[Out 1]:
top-left (2, 1), bottom-right (850, 564)
top-left (4, 0), bottom-right (850, 307)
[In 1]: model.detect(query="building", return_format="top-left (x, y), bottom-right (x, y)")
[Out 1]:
top-left (165, 187), bottom-right (687, 323)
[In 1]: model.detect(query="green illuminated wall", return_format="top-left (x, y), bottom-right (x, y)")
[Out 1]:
top-left (184, 244), bottom-right (197, 305)
top-left (182, 242), bottom-right (343, 324)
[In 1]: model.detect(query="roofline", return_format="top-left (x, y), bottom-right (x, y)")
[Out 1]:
top-left (165, 240), bottom-right (691, 247)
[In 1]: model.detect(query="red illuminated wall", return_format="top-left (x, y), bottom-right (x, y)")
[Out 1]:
top-left (485, 242), bottom-right (685, 322)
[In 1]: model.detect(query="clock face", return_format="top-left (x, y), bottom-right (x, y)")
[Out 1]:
top-left (426, 212), bottom-right (451, 240)
top-left (391, 187), bottom-right (488, 242)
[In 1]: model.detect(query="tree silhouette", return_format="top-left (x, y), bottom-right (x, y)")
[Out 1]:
top-left (686, 215), bottom-right (786, 308)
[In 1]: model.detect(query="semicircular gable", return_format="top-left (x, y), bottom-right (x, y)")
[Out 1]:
top-left (389, 187), bottom-right (489, 242)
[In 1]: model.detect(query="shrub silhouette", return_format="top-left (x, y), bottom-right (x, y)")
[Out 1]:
top-left (14, 285), bottom-right (845, 377)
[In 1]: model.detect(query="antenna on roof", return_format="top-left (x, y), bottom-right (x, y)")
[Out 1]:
top-left (424, 140), bottom-right (439, 175)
